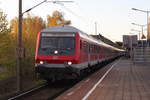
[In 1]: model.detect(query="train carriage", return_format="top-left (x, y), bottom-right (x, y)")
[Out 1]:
top-left (35, 25), bottom-right (124, 81)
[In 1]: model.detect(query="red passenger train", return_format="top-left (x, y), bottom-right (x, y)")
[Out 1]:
top-left (35, 25), bottom-right (124, 81)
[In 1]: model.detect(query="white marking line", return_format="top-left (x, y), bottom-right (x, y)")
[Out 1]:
top-left (82, 60), bottom-right (120, 100)
top-left (67, 91), bottom-right (74, 96)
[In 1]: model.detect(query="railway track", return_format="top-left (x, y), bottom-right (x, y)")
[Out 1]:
top-left (7, 80), bottom-right (77, 100)
top-left (8, 83), bottom-right (47, 100)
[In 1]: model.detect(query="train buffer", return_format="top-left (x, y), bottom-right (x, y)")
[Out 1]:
top-left (55, 57), bottom-right (150, 100)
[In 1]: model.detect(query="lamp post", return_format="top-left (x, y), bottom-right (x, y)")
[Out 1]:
top-left (17, 0), bottom-right (73, 92)
top-left (130, 34), bottom-right (133, 60)
top-left (132, 23), bottom-right (146, 46)
top-left (132, 8), bottom-right (150, 41)
top-left (131, 23), bottom-right (146, 40)
top-left (131, 29), bottom-right (141, 40)
top-left (95, 22), bottom-right (97, 35)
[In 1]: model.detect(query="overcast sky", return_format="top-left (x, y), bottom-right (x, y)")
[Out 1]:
top-left (0, 0), bottom-right (150, 41)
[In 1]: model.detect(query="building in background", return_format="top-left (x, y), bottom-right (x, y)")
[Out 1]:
top-left (123, 35), bottom-right (138, 57)
top-left (123, 35), bottom-right (138, 49)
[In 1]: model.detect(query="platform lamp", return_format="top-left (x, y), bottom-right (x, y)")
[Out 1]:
top-left (132, 8), bottom-right (150, 43)
top-left (131, 29), bottom-right (141, 40)
top-left (131, 23), bottom-right (146, 40)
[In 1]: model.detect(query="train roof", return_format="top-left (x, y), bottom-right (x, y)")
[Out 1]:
top-left (41, 25), bottom-right (125, 52)
top-left (41, 25), bottom-right (82, 33)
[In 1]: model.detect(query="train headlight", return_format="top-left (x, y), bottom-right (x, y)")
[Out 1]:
top-left (68, 61), bottom-right (72, 65)
top-left (54, 50), bottom-right (58, 54)
top-left (40, 61), bottom-right (44, 64)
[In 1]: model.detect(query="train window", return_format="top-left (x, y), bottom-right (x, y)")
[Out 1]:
top-left (85, 42), bottom-right (88, 53)
top-left (93, 45), bottom-right (96, 54)
top-left (93, 45), bottom-right (95, 53)
top-left (40, 37), bottom-right (75, 49)
top-left (39, 36), bottom-right (75, 56)
top-left (89, 44), bottom-right (91, 53)
top-left (83, 42), bottom-right (85, 52)
top-left (95, 45), bottom-right (97, 53)
top-left (96, 45), bottom-right (98, 53)
top-left (98, 46), bottom-right (100, 53)
top-left (90, 44), bottom-right (94, 53)
top-left (83, 41), bottom-right (86, 53)
top-left (90, 45), bottom-right (92, 53)
top-left (92, 45), bottom-right (94, 53)
top-left (80, 40), bottom-right (82, 49)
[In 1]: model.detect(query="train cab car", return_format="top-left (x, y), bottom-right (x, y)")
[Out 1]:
top-left (35, 26), bottom-right (81, 80)
top-left (35, 25), bottom-right (124, 81)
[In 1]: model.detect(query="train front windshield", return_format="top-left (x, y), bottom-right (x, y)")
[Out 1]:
top-left (38, 33), bottom-right (75, 56)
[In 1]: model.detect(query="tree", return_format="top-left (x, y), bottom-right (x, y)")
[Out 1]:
top-left (0, 10), bottom-right (16, 75)
top-left (10, 14), bottom-right (46, 76)
top-left (10, 14), bottom-right (46, 57)
top-left (0, 9), bottom-right (10, 34)
top-left (0, 33), bottom-right (16, 74)
top-left (23, 15), bottom-right (46, 56)
top-left (47, 10), bottom-right (71, 27)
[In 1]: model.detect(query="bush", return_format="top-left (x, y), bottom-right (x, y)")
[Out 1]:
top-left (0, 34), bottom-right (16, 78)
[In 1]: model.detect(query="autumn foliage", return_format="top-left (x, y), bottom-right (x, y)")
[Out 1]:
top-left (47, 10), bottom-right (71, 27)
top-left (0, 10), bottom-right (15, 76)
top-left (10, 15), bottom-right (46, 57)
top-left (0, 9), bottom-right (10, 34)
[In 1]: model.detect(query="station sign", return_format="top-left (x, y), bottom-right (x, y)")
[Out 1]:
top-left (123, 35), bottom-right (138, 49)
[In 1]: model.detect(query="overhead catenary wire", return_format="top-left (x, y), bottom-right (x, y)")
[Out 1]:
top-left (58, 3), bottom-right (87, 22)
top-left (46, 1), bottom-right (100, 35)
top-left (56, 3), bottom-right (98, 34)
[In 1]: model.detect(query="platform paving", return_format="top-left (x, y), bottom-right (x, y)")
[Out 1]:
top-left (55, 58), bottom-right (150, 100)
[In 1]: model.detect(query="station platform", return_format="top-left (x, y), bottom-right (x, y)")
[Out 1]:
top-left (55, 57), bottom-right (150, 100)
